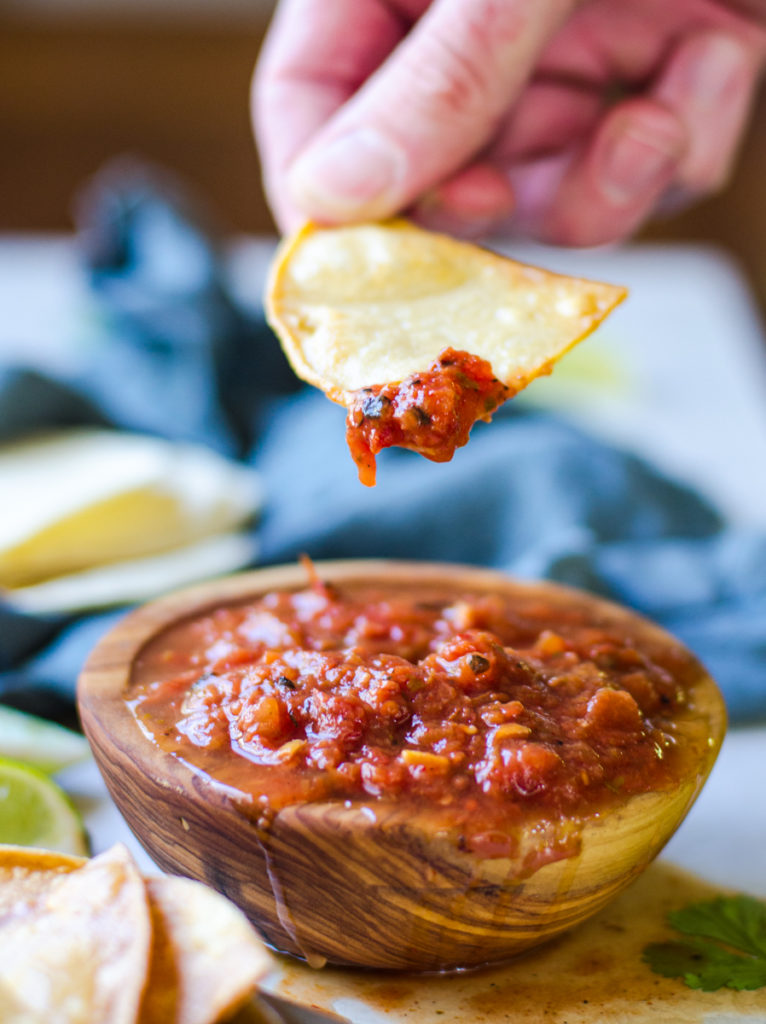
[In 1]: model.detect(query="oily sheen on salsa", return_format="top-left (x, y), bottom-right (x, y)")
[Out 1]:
top-left (130, 577), bottom-right (706, 861)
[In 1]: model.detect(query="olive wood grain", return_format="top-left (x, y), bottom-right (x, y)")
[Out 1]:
top-left (77, 560), bottom-right (726, 971)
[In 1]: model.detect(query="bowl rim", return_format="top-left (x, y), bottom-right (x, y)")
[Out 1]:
top-left (78, 556), bottom-right (722, 700)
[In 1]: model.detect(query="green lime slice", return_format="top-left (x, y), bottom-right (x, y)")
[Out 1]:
top-left (0, 757), bottom-right (89, 856)
top-left (0, 706), bottom-right (90, 774)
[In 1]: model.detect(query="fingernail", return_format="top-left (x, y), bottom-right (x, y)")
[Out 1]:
top-left (288, 129), bottom-right (407, 219)
top-left (600, 123), bottom-right (682, 205)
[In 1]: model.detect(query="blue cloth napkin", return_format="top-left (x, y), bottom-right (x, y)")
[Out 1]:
top-left (1, 162), bottom-right (764, 723)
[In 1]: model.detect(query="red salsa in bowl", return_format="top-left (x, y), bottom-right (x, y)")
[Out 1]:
top-left (130, 565), bottom-right (716, 866)
top-left (82, 561), bottom-right (725, 970)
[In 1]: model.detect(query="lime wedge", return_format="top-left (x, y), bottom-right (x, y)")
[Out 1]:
top-left (0, 757), bottom-right (89, 856)
top-left (0, 706), bottom-right (90, 774)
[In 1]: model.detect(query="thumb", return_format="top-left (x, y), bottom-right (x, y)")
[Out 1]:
top-left (287, 0), bottom-right (574, 223)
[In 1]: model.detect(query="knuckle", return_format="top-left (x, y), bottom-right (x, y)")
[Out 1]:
top-left (619, 100), bottom-right (685, 150)
top-left (410, 33), bottom-right (494, 120)
top-left (679, 158), bottom-right (733, 197)
top-left (401, 0), bottom-right (518, 124)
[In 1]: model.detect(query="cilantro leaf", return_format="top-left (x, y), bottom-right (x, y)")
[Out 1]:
top-left (643, 938), bottom-right (766, 991)
top-left (669, 895), bottom-right (766, 959)
top-left (643, 894), bottom-right (766, 992)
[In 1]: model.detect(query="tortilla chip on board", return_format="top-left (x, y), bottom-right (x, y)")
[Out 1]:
top-left (0, 844), bottom-right (151, 1024)
top-left (266, 220), bottom-right (627, 401)
top-left (0, 844), bottom-right (271, 1024)
top-left (141, 875), bottom-right (272, 1024)
top-left (0, 844), bottom-right (84, 914)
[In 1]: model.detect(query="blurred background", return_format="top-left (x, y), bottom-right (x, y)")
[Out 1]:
top-left (3, 0), bottom-right (766, 316)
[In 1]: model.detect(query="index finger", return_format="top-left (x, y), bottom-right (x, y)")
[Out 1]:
top-left (253, 0), bottom-right (406, 231)
top-left (283, 0), bottom-right (575, 225)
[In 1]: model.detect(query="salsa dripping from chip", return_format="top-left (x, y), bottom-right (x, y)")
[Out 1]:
top-left (346, 348), bottom-right (510, 486)
top-left (266, 221), bottom-right (627, 485)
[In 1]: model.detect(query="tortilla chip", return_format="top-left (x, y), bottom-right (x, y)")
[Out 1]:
top-left (0, 844), bottom-right (151, 1024)
top-left (0, 430), bottom-right (260, 589)
top-left (266, 220), bottom-right (627, 400)
top-left (141, 875), bottom-right (272, 1024)
top-left (0, 845), bottom-right (273, 1024)
top-left (0, 845), bottom-right (84, 915)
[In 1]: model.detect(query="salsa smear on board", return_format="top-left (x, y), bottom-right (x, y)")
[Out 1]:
top-left (345, 348), bottom-right (511, 486)
top-left (130, 570), bottom-right (710, 865)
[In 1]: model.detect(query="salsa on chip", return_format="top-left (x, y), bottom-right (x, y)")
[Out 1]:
top-left (266, 221), bottom-right (626, 485)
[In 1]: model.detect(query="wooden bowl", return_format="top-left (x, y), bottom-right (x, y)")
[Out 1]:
top-left (78, 560), bottom-right (726, 972)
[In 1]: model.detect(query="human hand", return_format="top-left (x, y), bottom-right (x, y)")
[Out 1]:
top-left (253, 0), bottom-right (766, 245)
